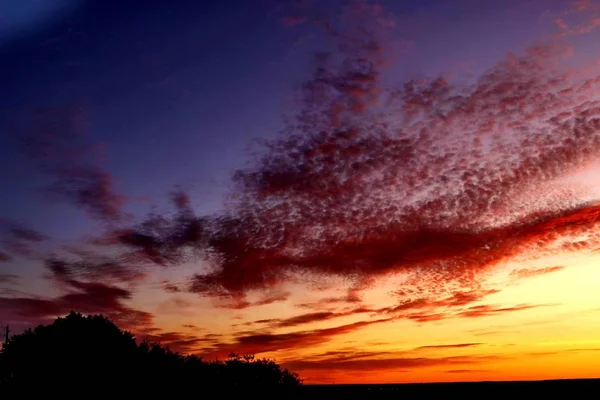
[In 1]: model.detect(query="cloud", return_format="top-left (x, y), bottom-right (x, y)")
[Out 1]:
top-left (107, 189), bottom-right (206, 266)
top-left (15, 105), bottom-right (126, 222)
top-left (155, 297), bottom-right (195, 315)
top-left (509, 266), bottom-right (565, 279)
top-left (378, 289), bottom-right (550, 323)
top-left (138, 331), bottom-right (223, 354)
top-left (202, 317), bottom-right (393, 357)
top-left (47, 168), bottom-right (124, 221)
top-left (404, 312), bottom-right (448, 323)
top-left (276, 346), bottom-right (508, 379)
top-left (470, 329), bottom-right (521, 337)
top-left (162, 282), bottom-right (182, 293)
top-left (379, 289), bottom-right (499, 318)
top-left (281, 353), bottom-right (495, 372)
top-left (0, 219), bottom-right (48, 242)
top-left (0, 278), bottom-right (153, 331)
top-left (45, 256), bottom-right (145, 284)
top-left (564, 347), bottom-right (600, 352)
top-left (213, 290), bottom-right (290, 310)
top-left (573, 0), bottom-right (596, 12)
top-left (121, 35), bottom-right (599, 306)
top-left (554, 1), bottom-right (600, 37)
top-left (250, 307), bottom-right (374, 329)
top-left (457, 304), bottom-right (544, 318)
top-left (416, 343), bottom-right (482, 350)
top-left (444, 369), bottom-right (493, 374)
top-left (0, 274), bottom-right (20, 285)
top-left (273, 311), bottom-right (354, 328)
top-left (182, 324), bottom-right (202, 330)
top-left (0, 219), bottom-right (48, 257)
top-left (47, 4), bottom-right (600, 316)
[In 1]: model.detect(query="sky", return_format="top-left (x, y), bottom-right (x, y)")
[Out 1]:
top-left (1, 0), bottom-right (600, 384)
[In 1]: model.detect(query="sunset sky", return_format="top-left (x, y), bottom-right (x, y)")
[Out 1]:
top-left (2, 0), bottom-right (600, 384)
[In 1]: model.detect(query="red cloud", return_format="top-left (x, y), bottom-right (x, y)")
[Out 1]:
top-left (182, 324), bottom-right (203, 330)
top-left (415, 343), bottom-right (482, 350)
top-left (457, 304), bottom-right (542, 318)
top-left (137, 331), bottom-right (223, 354)
top-left (213, 290), bottom-right (290, 310)
top-left (444, 369), bottom-right (493, 374)
top-left (404, 312), bottom-right (449, 323)
top-left (110, 30), bottom-right (600, 310)
top-left (282, 353), bottom-right (493, 372)
top-left (63, 5), bottom-right (600, 317)
top-left (0, 252), bottom-right (12, 262)
top-left (555, 0), bottom-right (600, 37)
top-left (174, 36), bottom-right (598, 303)
top-left (375, 288), bottom-right (550, 324)
top-left (202, 317), bottom-right (393, 358)
top-left (250, 307), bottom-right (375, 329)
top-left (573, 0), bottom-right (595, 12)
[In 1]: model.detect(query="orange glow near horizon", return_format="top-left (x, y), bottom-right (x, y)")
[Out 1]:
top-left (130, 250), bottom-right (600, 384)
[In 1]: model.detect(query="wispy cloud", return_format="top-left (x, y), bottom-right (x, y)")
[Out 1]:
top-left (457, 304), bottom-right (548, 318)
top-left (509, 266), bottom-right (565, 280)
top-left (249, 307), bottom-right (375, 329)
top-left (0, 219), bottom-right (48, 257)
top-left (202, 317), bottom-right (393, 358)
top-left (0, 278), bottom-right (153, 331)
top-left (45, 256), bottom-right (145, 285)
top-left (281, 350), bottom-right (503, 373)
top-left (554, 0), bottom-right (600, 37)
top-left (0, 274), bottom-right (20, 285)
top-left (16, 106), bottom-right (126, 223)
top-left (416, 343), bottom-right (482, 350)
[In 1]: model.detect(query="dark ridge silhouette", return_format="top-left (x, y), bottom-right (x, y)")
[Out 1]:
top-left (0, 312), bottom-right (302, 397)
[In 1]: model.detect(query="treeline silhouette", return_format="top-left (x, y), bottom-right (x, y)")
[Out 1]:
top-left (0, 312), bottom-right (302, 397)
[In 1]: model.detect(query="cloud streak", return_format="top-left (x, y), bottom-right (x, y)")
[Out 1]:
top-left (281, 350), bottom-right (503, 373)
top-left (250, 307), bottom-right (375, 329)
top-left (0, 278), bottom-right (153, 330)
top-left (509, 266), bottom-right (565, 280)
top-left (202, 317), bottom-right (393, 358)
top-left (16, 106), bottom-right (126, 223)
top-left (0, 219), bottom-right (48, 257)
top-left (45, 255), bottom-right (145, 285)
top-left (416, 343), bottom-right (482, 350)
top-left (0, 274), bottom-right (20, 285)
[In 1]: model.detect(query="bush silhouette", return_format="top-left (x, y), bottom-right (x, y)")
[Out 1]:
top-left (0, 312), bottom-right (302, 397)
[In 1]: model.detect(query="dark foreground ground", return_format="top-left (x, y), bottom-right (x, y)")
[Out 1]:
top-left (299, 379), bottom-right (600, 398)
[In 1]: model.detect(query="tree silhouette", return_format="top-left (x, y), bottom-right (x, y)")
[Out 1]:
top-left (0, 312), bottom-right (302, 397)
